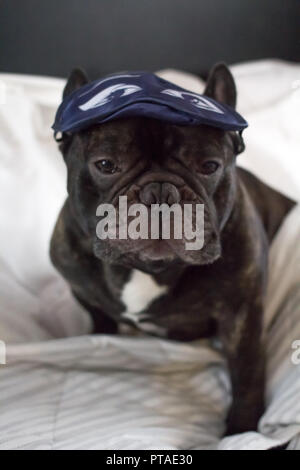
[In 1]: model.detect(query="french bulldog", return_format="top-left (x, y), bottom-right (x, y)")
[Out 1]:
top-left (50, 64), bottom-right (295, 435)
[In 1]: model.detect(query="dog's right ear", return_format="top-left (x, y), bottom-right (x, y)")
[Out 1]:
top-left (63, 68), bottom-right (89, 98)
top-left (204, 63), bottom-right (236, 109)
top-left (56, 68), bottom-right (89, 155)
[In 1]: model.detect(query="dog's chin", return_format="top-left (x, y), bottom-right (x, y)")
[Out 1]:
top-left (128, 240), bottom-right (182, 273)
top-left (93, 236), bottom-right (222, 273)
top-left (121, 256), bottom-right (181, 274)
top-left (93, 239), bottom-right (178, 273)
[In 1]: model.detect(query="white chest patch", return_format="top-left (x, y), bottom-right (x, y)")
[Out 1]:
top-left (121, 269), bottom-right (168, 327)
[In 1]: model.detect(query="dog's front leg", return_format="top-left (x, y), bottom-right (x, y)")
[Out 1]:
top-left (218, 301), bottom-right (266, 436)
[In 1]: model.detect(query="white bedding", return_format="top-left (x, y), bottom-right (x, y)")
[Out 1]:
top-left (0, 60), bottom-right (299, 450)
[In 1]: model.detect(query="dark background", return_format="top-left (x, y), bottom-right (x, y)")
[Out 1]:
top-left (0, 0), bottom-right (299, 79)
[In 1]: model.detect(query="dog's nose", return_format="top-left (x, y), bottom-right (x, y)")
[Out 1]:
top-left (139, 182), bottom-right (181, 206)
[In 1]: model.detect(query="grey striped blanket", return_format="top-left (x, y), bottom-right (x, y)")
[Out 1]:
top-left (0, 204), bottom-right (299, 450)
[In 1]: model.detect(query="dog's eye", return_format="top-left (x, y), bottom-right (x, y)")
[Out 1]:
top-left (95, 159), bottom-right (118, 174)
top-left (200, 160), bottom-right (220, 175)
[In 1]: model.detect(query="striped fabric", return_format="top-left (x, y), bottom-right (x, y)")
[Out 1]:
top-left (0, 205), bottom-right (299, 450)
top-left (0, 63), bottom-right (299, 450)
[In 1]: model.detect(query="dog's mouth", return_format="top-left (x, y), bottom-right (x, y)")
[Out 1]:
top-left (93, 223), bottom-right (221, 272)
top-left (121, 243), bottom-right (181, 273)
top-left (93, 174), bottom-right (221, 270)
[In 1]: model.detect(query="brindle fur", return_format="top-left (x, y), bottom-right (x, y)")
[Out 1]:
top-left (50, 65), bottom-right (295, 435)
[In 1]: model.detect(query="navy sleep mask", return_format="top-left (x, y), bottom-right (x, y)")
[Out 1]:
top-left (52, 71), bottom-right (248, 134)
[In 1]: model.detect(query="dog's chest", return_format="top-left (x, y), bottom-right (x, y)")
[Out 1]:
top-left (120, 269), bottom-right (169, 335)
top-left (117, 268), bottom-right (217, 341)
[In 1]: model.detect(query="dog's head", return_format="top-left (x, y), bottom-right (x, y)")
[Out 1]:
top-left (56, 64), bottom-right (244, 273)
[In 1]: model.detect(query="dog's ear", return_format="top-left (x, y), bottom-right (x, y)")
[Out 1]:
top-left (56, 68), bottom-right (89, 155)
top-left (204, 63), bottom-right (236, 109)
top-left (63, 68), bottom-right (89, 98)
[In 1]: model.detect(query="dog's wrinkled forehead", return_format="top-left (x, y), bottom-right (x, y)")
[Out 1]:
top-left (80, 117), bottom-right (228, 162)
top-left (84, 119), bottom-right (139, 154)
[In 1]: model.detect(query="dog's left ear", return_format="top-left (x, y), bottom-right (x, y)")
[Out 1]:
top-left (63, 68), bottom-right (89, 98)
top-left (204, 63), bottom-right (236, 109)
top-left (55, 68), bottom-right (89, 153)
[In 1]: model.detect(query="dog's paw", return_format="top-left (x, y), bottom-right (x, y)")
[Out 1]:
top-left (224, 406), bottom-right (260, 436)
